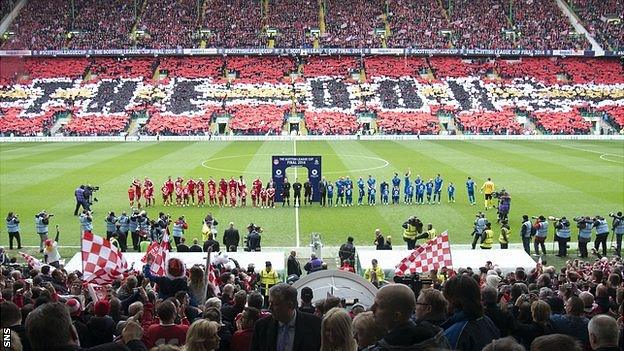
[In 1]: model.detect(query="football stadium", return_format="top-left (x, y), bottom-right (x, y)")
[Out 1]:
top-left (0, 0), bottom-right (623, 350)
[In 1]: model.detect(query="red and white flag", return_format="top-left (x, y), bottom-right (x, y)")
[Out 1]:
top-left (395, 231), bottom-right (453, 276)
top-left (19, 252), bottom-right (44, 270)
top-left (81, 231), bottom-right (128, 285)
top-left (141, 241), bottom-right (167, 276)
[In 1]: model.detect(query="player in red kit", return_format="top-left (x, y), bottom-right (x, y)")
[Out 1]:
top-left (132, 178), bottom-right (142, 203)
top-left (260, 188), bottom-right (268, 208)
top-left (240, 187), bottom-right (247, 207)
top-left (142, 187), bottom-right (150, 207)
top-left (161, 184), bottom-right (169, 206)
top-left (219, 178), bottom-right (228, 204)
top-left (197, 187), bottom-right (205, 207)
top-left (128, 186), bottom-right (136, 208)
top-left (229, 187), bottom-right (237, 207)
top-left (144, 177), bottom-right (153, 189)
top-left (146, 184), bottom-right (155, 207)
top-left (187, 178), bottom-right (196, 205)
top-left (217, 189), bottom-right (225, 207)
top-left (252, 177), bottom-right (262, 207)
top-left (175, 183), bottom-right (183, 206)
top-left (183, 185), bottom-right (190, 207)
top-left (165, 177), bottom-right (174, 204)
top-left (267, 185), bottom-right (276, 208)
top-left (228, 177), bottom-right (238, 205)
top-left (208, 178), bottom-right (217, 206)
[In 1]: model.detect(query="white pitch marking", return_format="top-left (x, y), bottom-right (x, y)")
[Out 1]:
top-left (293, 139), bottom-right (300, 247)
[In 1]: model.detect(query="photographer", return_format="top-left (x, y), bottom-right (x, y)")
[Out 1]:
top-left (471, 213), bottom-right (488, 250)
top-left (402, 216), bottom-right (425, 250)
top-left (118, 211), bottom-right (130, 251)
top-left (553, 217), bottom-right (571, 257)
top-left (520, 215), bottom-right (532, 255)
top-left (6, 212), bottom-right (21, 250)
top-left (73, 185), bottom-right (86, 216)
top-left (611, 212), bottom-right (624, 256)
top-left (172, 216), bottom-right (188, 249)
top-left (244, 223), bottom-right (261, 252)
top-left (83, 184), bottom-right (98, 210)
top-left (79, 210), bottom-right (93, 234)
top-left (532, 215), bottom-right (549, 256)
top-left (105, 211), bottom-right (118, 240)
top-left (34, 210), bottom-right (53, 253)
top-left (575, 216), bottom-right (593, 258)
top-left (129, 209), bottom-right (141, 251)
top-left (593, 216), bottom-right (609, 257)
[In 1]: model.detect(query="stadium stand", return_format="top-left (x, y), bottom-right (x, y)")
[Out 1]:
top-left (157, 56), bottom-right (224, 79)
top-left (0, 0), bottom-right (15, 20)
top-left (144, 108), bottom-right (216, 136)
top-left (455, 109), bottom-right (522, 135)
top-left (386, 0), bottom-right (450, 49)
top-left (202, 0), bottom-right (263, 48)
top-left (67, 0), bottom-right (134, 49)
top-left (136, 0), bottom-right (197, 49)
top-left (443, 0), bottom-right (511, 49)
top-left (63, 114), bottom-right (131, 136)
top-left (572, 0), bottom-right (623, 50)
top-left (376, 111), bottom-right (440, 134)
top-left (88, 57), bottom-right (155, 80)
top-left (530, 109), bottom-right (592, 134)
top-left (323, 0), bottom-right (384, 48)
top-left (267, 0), bottom-right (318, 48)
top-left (1, 0), bottom-right (69, 50)
top-left (303, 56), bottom-right (360, 77)
top-left (226, 56), bottom-right (294, 83)
top-left (305, 111), bottom-right (359, 135)
top-left (0, 107), bottom-right (61, 136)
top-left (365, 56), bottom-right (430, 79)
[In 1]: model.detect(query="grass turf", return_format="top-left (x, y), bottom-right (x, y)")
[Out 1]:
top-left (0, 140), bottom-right (622, 252)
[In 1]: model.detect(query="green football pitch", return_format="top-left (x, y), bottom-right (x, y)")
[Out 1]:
top-left (0, 140), bottom-right (622, 250)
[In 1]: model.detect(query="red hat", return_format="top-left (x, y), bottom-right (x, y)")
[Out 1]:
top-left (66, 298), bottom-right (81, 316)
top-left (44, 239), bottom-right (52, 246)
top-left (94, 299), bottom-right (110, 317)
top-left (166, 258), bottom-right (186, 279)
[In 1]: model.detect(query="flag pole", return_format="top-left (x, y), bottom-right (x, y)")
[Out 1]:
top-left (80, 230), bottom-right (85, 277)
top-left (205, 247), bottom-right (213, 298)
top-left (445, 230), bottom-right (454, 272)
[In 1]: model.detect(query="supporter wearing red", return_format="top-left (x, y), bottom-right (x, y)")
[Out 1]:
top-left (143, 257), bottom-right (188, 300)
top-left (232, 307), bottom-right (261, 351)
top-left (143, 300), bottom-right (189, 349)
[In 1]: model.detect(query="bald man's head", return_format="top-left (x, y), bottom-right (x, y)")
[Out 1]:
top-left (588, 314), bottom-right (618, 349)
top-left (372, 284), bottom-right (415, 331)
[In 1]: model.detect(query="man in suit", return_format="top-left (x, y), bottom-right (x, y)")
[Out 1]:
top-left (223, 222), bottom-right (240, 252)
top-left (251, 283), bottom-right (321, 351)
top-left (318, 177), bottom-right (327, 207)
top-left (287, 250), bottom-right (302, 277)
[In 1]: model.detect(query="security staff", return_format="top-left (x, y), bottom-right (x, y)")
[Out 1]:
top-left (35, 211), bottom-right (52, 253)
top-left (6, 212), bottom-right (21, 250)
top-left (613, 212), bottom-right (624, 257)
top-left (292, 179), bottom-right (302, 207)
top-left (402, 216), bottom-right (425, 250)
top-left (555, 217), bottom-right (571, 257)
top-left (259, 261), bottom-right (279, 307)
top-left (499, 220), bottom-right (510, 249)
top-left (480, 223), bottom-right (494, 249)
top-left (471, 213), bottom-right (488, 250)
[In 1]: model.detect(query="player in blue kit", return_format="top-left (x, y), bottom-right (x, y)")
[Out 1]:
top-left (335, 177), bottom-right (345, 207)
top-left (392, 186), bottom-right (400, 205)
top-left (407, 184), bottom-right (415, 204)
top-left (425, 179), bottom-right (434, 204)
top-left (433, 174), bottom-right (443, 204)
top-left (403, 169), bottom-right (411, 203)
top-left (327, 182), bottom-right (334, 207)
top-left (447, 182), bottom-right (456, 203)
top-left (380, 181), bottom-right (389, 205)
top-left (368, 186), bottom-right (376, 205)
top-left (466, 176), bottom-right (476, 205)
top-left (344, 176), bottom-right (353, 206)
top-left (367, 174), bottom-right (376, 192)
top-left (416, 182), bottom-right (425, 204)
top-left (357, 177), bottom-right (365, 205)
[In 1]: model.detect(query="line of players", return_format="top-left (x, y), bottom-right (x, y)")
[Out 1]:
top-left (127, 176), bottom-right (278, 208)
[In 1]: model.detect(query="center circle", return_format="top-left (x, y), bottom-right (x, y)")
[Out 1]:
top-left (201, 153), bottom-right (389, 175)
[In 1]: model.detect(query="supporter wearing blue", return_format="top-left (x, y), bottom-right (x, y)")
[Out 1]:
top-left (433, 174), bottom-right (443, 204)
top-left (380, 181), bottom-right (389, 205)
top-left (403, 169), bottom-right (411, 203)
top-left (392, 186), bottom-right (400, 205)
top-left (326, 182), bottom-right (334, 207)
top-left (416, 182), bottom-right (425, 205)
top-left (425, 179), bottom-right (434, 204)
top-left (466, 177), bottom-right (476, 205)
top-left (357, 177), bottom-right (365, 206)
top-left (447, 183), bottom-right (456, 203)
top-left (335, 177), bottom-right (345, 207)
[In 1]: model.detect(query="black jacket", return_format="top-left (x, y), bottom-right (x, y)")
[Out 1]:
top-left (203, 239), bottom-right (220, 253)
top-left (367, 320), bottom-right (450, 350)
top-left (86, 316), bottom-right (115, 347)
top-left (484, 304), bottom-right (515, 337)
top-left (176, 243), bottom-right (189, 252)
top-left (223, 228), bottom-right (240, 248)
top-left (251, 312), bottom-right (321, 351)
top-left (287, 255), bottom-right (302, 277)
top-left (189, 244), bottom-right (203, 252)
top-left (38, 340), bottom-right (146, 351)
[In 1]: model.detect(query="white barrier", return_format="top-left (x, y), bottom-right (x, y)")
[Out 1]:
top-left (357, 248), bottom-right (537, 276)
top-left (64, 251), bottom-right (285, 276)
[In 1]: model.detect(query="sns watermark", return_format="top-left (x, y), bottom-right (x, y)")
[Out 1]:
top-left (2, 328), bottom-right (11, 349)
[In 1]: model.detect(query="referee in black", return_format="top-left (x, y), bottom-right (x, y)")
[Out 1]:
top-left (293, 178), bottom-right (302, 207)
top-left (282, 178), bottom-right (291, 207)
top-left (303, 178), bottom-right (312, 205)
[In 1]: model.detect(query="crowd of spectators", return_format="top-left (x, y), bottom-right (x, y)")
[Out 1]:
top-left (572, 0), bottom-right (623, 51)
top-left (1, 243), bottom-right (623, 351)
top-left (510, 0), bottom-right (588, 50)
top-left (365, 56), bottom-right (429, 79)
top-left (0, 0), bottom-right (15, 20)
top-left (531, 110), bottom-right (592, 134)
top-left (226, 56), bottom-right (294, 84)
top-left (158, 57), bottom-right (225, 80)
top-left (1, 0), bottom-right (69, 50)
top-left (267, 0), bottom-right (318, 48)
top-left (63, 115), bottom-right (131, 136)
top-left (376, 111), bottom-right (440, 134)
top-left (455, 109), bottom-right (523, 135)
top-left (0, 107), bottom-right (60, 136)
top-left (202, 0), bottom-right (263, 48)
top-left (386, 0), bottom-right (451, 49)
top-left (305, 111), bottom-right (359, 135)
top-left (228, 104), bottom-right (287, 135)
top-left (303, 56), bottom-right (360, 77)
top-left (323, 0), bottom-right (384, 48)
top-left (444, 0), bottom-right (511, 50)
top-left (67, 0), bottom-right (134, 50)
top-left (89, 57), bottom-right (155, 81)
top-left (144, 110), bottom-right (215, 136)
top-left (136, 0), bottom-right (197, 49)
